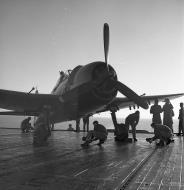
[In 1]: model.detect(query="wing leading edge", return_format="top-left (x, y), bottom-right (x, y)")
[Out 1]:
top-left (96, 93), bottom-right (184, 113)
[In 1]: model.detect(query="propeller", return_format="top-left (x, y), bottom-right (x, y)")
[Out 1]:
top-left (111, 80), bottom-right (148, 109)
top-left (103, 23), bottom-right (148, 109)
top-left (103, 23), bottom-right (109, 71)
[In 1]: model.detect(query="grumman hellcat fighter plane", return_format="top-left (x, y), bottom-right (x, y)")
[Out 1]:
top-left (0, 23), bottom-right (183, 134)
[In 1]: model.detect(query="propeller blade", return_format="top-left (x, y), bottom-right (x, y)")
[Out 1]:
top-left (112, 80), bottom-right (149, 109)
top-left (103, 23), bottom-right (109, 67)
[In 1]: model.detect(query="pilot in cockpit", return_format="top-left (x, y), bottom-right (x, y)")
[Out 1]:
top-left (59, 70), bottom-right (70, 82)
top-left (59, 71), bottom-right (65, 82)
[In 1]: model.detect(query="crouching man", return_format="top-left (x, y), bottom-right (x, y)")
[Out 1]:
top-left (114, 123), bottom-right (129, 141)
top-left (20, 117), bottom-right (33, 133)
top-left (146, 123), bottom-right (173, 146)
top-left (81, 121), bottom-right (108, 147)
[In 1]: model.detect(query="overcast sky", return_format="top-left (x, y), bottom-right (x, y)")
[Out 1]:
top-left (0, 0), bottom-right (183, 118)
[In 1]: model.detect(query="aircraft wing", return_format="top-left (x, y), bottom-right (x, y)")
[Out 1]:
top-left (96, 93), bottom-right (184, 113)
top-left (0, 89), bottom-right (62, 116)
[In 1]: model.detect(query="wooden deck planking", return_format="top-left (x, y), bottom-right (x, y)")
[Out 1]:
top-left (0, 129), bottom-right (154, 190)
top-left (126, 137), bottom-right (184, 190)
top-left (0, 129), bottom-right (184, 190)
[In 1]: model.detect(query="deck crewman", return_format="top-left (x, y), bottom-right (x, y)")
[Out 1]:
top-left (146, 123), bottom-right (173, 146)
top-left (177, 102), bottom-right (184, 136)
top-left (125, 111), bottom-right (140, 142)
top-left (150, 99), bottom-right (162, 124)
top-left (163, 98), bottom-right (174, 133)
top-left (81, 121), bottom-right (108, 146)
top-left (83, 115), bottom-right (90, 132)
top-left (20, 117), bottom-right (33, 133)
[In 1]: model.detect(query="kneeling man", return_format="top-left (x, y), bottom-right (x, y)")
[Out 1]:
top-left (81, 121), bottom-right (108, 146)
top-left (146, 123), bottom-right (173, 146)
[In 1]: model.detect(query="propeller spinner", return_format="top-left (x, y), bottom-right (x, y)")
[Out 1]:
top-left (103, 23), bottom-right (148, 109)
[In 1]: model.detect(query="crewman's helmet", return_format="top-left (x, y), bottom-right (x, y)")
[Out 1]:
top-left (93, 121), bottom-right (98, 125)
top-left (135, 110), bottom-right (140, 115)
top-left (151, 123), bottom-right (155, 128)
top-left (164, 98), bottom-right (170, 103)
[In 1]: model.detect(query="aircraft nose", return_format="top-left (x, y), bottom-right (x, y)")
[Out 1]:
top-left (92, 63), bottom-right (117, 84)
top-left (92, 63), bottom-right (117, 94)
top-left (92, 64), bottom-right (108, 82)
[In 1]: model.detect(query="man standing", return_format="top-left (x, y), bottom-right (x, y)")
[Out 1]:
top-left (125, 111), bottom-right (140, 142)
top-left (150, 99), bottom-right (162, 124)
top-left (177, 102), bottom-right (184, 136)
top-left (163, 98), bottom-right (174, 133)
top-left (75, 118), bottom-right (80, 132)
top-left (82, 115), bottom-right (90, 132)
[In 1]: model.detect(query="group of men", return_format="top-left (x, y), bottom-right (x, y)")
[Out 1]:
top-left (81, 111), bottom-right (140, 146)
top-left (20, 98), bottom-right (184, 147)
top-left (147, 98), bottom-right (184, 146)
top-left (82, 98), bottom-right (184, 147)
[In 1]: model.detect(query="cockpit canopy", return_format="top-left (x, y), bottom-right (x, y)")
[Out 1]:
top-left (51, 66), bottom-right (82, 94)
top-left (51, 70), bottom-right (69, 93)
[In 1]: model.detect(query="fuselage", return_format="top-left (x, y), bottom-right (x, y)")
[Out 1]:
top-left (50, 61), bottom-right (118, 123)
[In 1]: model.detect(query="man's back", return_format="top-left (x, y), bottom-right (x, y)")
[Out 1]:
top-left (94, 124), bottom-right (107, 133)
top-left (94, 124), bottom-right (108, 140)
top-left (125, 113), bottom-right (139, 125)
top-left (150, 105), bottom-right (162, 123)
top-left (150, 105), bottom-right (162, 114)
top-left (154, 124), bottom-right (172, 138)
